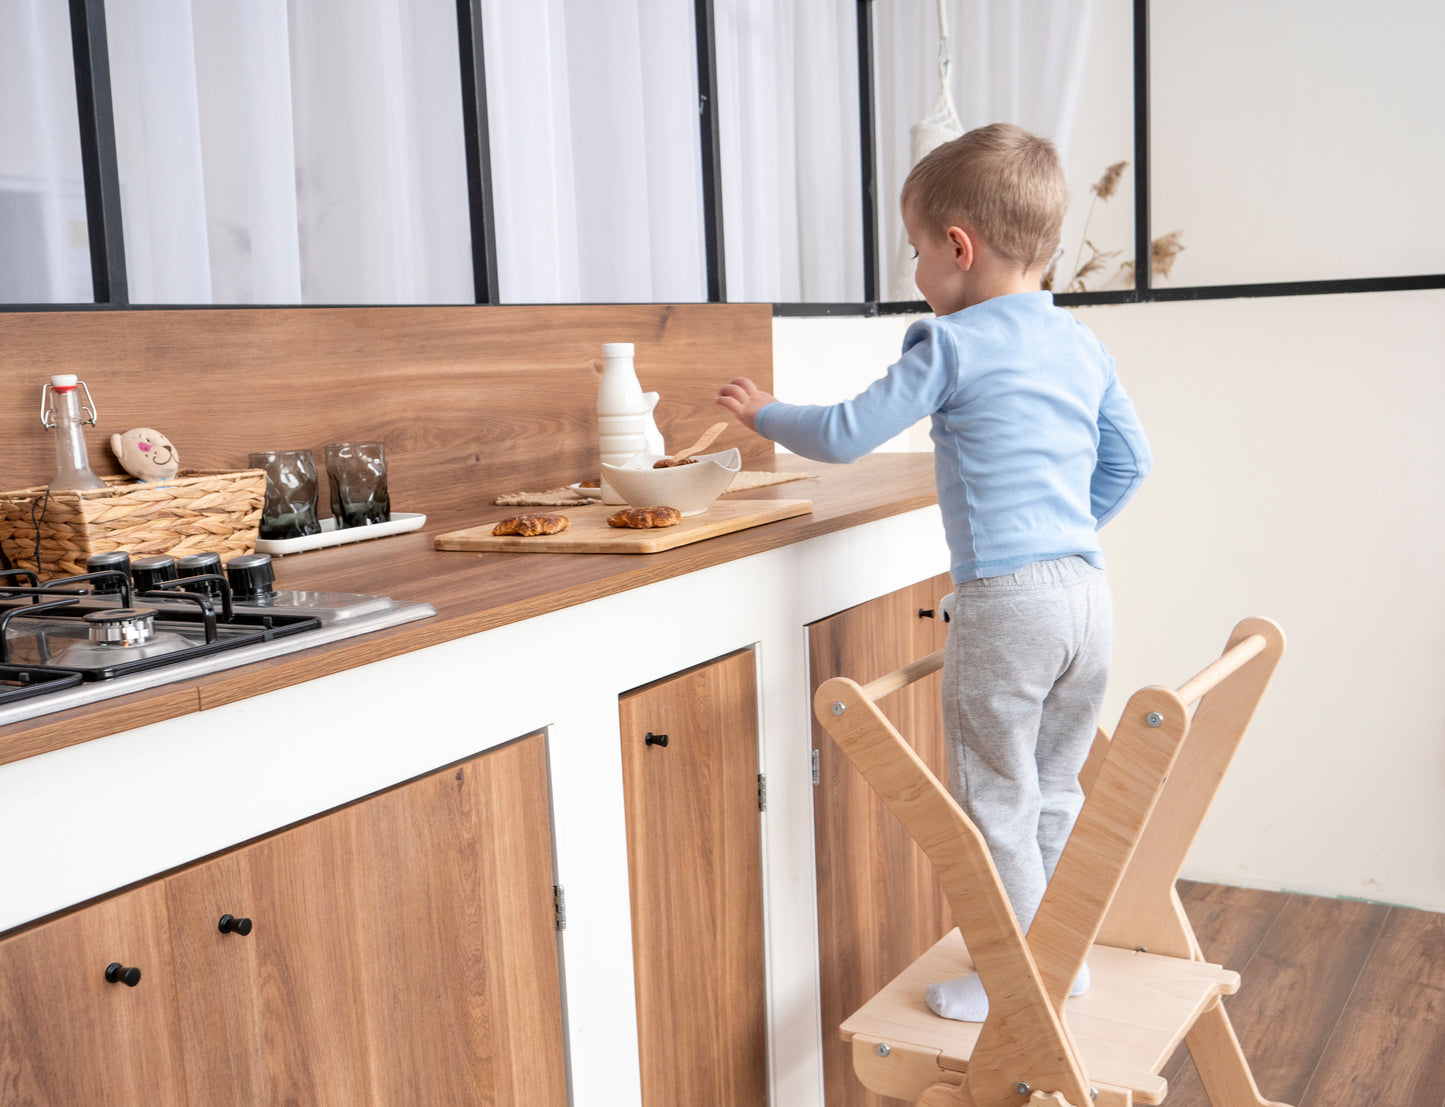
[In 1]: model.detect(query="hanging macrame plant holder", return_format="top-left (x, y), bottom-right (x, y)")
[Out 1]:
top-left (889, 0), bottom-right (965, 302)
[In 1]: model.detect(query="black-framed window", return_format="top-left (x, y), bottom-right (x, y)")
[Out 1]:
top-left (0, 1), bottom-right (94, 304)
top-left (5, 0), bottom-right (1443, 313)
top-left (476, 0), bottom-right (709, 305)
top-left (105, 0), bottom-right (473, 306)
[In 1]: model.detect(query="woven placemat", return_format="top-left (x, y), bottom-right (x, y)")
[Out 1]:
top-left (721, 470), bottom-right (812, 494)
top-left (494, 488), bottom-right (593, 507)
top-left (494, 470), bottom-right (812, 508)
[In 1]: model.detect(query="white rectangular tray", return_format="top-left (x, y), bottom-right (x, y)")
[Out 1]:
top-left (254, 512), bottom-right (426, 557)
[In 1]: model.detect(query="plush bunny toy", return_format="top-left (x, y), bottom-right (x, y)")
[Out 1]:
top-left (110, 427), bottom-right (181, 482)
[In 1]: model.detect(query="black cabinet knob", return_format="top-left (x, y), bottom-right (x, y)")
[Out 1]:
top-left (918, 608), bottom-right (935, 619)
top-left (218, 913), bottom-right (253, 936)
top-left (105, 962), bottom-right (141, 986)
top-left (644, 732), bottom-right (669, 748)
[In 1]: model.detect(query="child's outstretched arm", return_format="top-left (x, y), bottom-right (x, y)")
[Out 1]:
top-left (717, 321), bottom-right (950, 464)
top-left (715, 377), bottom-right (778, 432)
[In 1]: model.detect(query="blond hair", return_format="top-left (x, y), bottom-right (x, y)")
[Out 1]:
top-left (901, 123), bottom-right (1068, 270)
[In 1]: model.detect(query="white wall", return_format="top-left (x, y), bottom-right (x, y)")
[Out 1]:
top-left (773, 287), bottom-right (1445, 912)
top-left (1150, 0), bottom-right (1445, 285)
top-left (1086, 290), bottom-right (1445, 909)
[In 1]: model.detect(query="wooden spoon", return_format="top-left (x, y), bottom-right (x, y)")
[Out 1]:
top-left (670, 421), bottom-right (728, 463)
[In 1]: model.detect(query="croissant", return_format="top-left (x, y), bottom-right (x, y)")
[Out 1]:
top-left (492, 512), bottom-right (569, 537)
top-left (607, 506), bottom-right (683, 529)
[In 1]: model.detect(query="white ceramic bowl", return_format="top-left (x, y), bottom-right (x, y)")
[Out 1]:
top-left (601, 448), bottom-right (741, 516)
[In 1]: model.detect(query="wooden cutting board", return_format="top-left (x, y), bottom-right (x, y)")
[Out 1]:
top-left (434, 499), bottom-right (813, 554)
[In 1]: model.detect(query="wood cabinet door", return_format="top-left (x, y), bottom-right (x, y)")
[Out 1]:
top-left (619, 649), bottom-right (768, 1107)
top-left (809, 574), bottom-right (956, 1107)
top-left (0, 882), bottom-right (189, 1106)
top-left (166, 732), bottom-right (567, 1107)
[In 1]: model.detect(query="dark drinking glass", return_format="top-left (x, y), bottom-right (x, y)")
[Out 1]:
top-left (249, 449), bottom-right (322, 540)
top-left (324, 442), bottom-right (390, 528)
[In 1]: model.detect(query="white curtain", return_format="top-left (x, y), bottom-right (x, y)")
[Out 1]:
top-left (715, 0), bottom-right (863, 303)
top-left (875, 0), bottom-right (1097, 300)
top-left (102, 0), bottom-right (473, 304)
top-left (0, 0), bottom-right (92, 303)
top-left (481, 0), bottom-right (707, 304)
top-left (483, 0), bottom-right (864, 304)
top-left (4, 0), bottom-right (1094, 307)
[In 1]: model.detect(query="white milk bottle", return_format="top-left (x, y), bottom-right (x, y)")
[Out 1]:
top-left (596, 343), bottom-right (662, 504)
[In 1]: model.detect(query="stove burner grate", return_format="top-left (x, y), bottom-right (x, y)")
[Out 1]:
top-left (0, 664), bottom-right (84, 705)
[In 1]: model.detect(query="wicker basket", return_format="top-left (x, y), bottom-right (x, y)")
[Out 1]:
top-left (0, 469), bottom-right (266, 580)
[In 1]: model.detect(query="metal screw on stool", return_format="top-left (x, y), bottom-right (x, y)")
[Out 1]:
top-left (831, 701), bottom-right (846, 716)
top-left (1146, 711), bottom-right (1164, 727)
top-left (1015, 1082), bottom-right (1031, 1096)
top-left (876, 1043), bottom-right (891, 1057)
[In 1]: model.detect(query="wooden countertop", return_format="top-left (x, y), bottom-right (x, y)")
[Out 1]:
top-left (0, 454), bottom-right (938, 767)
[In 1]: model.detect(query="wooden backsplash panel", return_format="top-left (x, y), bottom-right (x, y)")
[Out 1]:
top-left (0, 304), bottom-right (773, 526)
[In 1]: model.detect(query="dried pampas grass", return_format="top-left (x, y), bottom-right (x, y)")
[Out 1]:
top-left (1049, 154), bottom-right (1188, 292)
top-left (1068, 242), bottom-right (1122, 293)
top-left (1118, 231), bottom-right (1187, 289)
top-left (1151, 230), bottom-right (1186, 279)
top-left (1091, 160), bottom-right (1128, 201)
top-left (1056, 161), bottom-right (1131, 293)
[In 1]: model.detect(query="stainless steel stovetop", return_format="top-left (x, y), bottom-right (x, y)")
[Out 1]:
top-left (0, 553), bottom-right (435, 728)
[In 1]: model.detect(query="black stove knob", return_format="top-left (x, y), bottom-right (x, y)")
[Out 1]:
top-left (85, 552), bottom-right (132, 594)
top-left (131, 555), bottom-right (178, 593)
top-left (225, 554), bottom-right (276, 602)
top-left (176, 553), bottom-right (224, 599)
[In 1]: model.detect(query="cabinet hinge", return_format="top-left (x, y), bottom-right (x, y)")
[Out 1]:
top-left (811, 748), bottom-right (821, 786)
top-left (757, 773), bottom-right (767, 811)
top-left (553, 884), bottom-right (567, 931)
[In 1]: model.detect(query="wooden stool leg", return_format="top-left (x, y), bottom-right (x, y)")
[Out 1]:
top-left (1186, 1002), bottom-right (1292, 1107)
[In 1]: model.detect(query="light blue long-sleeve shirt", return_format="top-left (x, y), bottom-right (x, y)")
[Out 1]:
top-left (755, 292), bottom-right (1152, 583)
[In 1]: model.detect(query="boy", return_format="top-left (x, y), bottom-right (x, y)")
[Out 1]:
top-left (716, 123), bottom-right (1152, 1022)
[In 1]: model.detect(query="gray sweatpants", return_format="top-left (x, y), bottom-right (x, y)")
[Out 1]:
top-left (942, 556), bottom-right (1112, 934)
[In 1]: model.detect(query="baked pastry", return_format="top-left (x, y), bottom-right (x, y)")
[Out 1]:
top-left (492, 512), bottom-right (569, 537)
top-left (607, 506), bottom-right (683, 529)
top-left (579, 479), bottom-right (600, 487)
top-left (652, 456), bottom-right (699, 469)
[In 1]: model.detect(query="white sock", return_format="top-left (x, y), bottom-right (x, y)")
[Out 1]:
top-left (924, 961), bottom-right (1091, 1023)
top-left (925, 972), bottom-right (989, 1021)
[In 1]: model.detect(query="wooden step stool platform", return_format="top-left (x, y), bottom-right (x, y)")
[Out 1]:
top-left (844, 930), bottom-right (1238, 1104)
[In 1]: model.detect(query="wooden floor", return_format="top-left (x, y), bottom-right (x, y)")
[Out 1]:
top-left (1164, 881), bottom-right (1445, 1106)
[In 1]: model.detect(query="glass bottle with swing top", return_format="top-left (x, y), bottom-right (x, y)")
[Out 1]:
top-left (42, 374), bottom-right (107, 491)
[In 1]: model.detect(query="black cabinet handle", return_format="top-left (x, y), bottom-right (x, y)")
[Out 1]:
top-left (105, 962), bottom-right (141, 987)
top-left (218, 914), bottom-right (253, 936)
top-left (918, 608), bottom-right (935, 619)
top-left (644, 732), bottom-right (669, 748)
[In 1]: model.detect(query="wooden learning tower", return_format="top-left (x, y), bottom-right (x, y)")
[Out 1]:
top-left (813, 616), bottom-right (1288, 1107)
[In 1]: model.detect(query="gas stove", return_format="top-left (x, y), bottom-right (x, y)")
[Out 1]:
top-left (0, 550), bottom-right (435, 727)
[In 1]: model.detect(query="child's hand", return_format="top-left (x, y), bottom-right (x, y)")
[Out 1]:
top-left (715, 377), bottom-right (777, 432)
